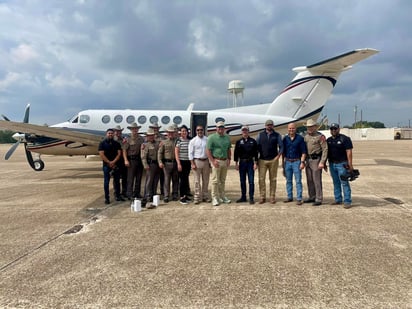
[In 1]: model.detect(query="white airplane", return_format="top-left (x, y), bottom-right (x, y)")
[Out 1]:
top-left (1, 48), bottom-right (378, 171)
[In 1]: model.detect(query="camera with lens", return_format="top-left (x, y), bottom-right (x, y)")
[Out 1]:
top-left (340, 169), bottom-right (360, 181)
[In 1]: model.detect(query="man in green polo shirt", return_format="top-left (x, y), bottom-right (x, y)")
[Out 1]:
top-left (206, 121), bottom-right (232, 206)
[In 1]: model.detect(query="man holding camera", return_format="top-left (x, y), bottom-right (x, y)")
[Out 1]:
top-left (326, 123), bottom-right (354, 209)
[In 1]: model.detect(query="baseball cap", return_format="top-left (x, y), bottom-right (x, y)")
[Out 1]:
top-left (265, 119), bottom-right (274, 126)
top-left (216, 121), bottom-right (225, 128)
top-left (330, 123), bottom-right (340, 129)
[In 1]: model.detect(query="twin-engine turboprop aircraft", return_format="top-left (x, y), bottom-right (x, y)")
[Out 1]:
top-left (0, 48), bottom-right (378, 171)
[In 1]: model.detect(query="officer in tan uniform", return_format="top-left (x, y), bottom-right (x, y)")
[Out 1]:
top-left (158, 125), bottom-right (179, 203)
top-left (123, 122), bottom-right (144, 199)
top-left (303, 119), bottom-right (328, 206)
top-left (149, 122), bottom-right (166, 197)
top-left (141, 128), bottom-right (160, 208)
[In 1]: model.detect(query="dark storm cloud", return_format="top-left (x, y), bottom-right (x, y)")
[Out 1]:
top-left (0, 0), bottom-right (411, 126)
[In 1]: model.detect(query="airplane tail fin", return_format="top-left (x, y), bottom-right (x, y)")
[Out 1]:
top-left (265, 48), bottom-right (379, 122)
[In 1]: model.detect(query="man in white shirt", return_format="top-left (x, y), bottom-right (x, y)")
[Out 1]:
top-left (188, 125), bottom-right (211, 204)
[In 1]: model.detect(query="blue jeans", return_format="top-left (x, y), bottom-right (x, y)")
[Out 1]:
top-left (329, 162), bottom-right (352, 204)
top-left (103, 165), bottom-right (120, 201)
top-left (284, 160), bottom-right (302, 201)
top-left (239, 160), bottom-right (255, 200)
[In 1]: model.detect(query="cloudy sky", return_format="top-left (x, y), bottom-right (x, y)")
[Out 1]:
top-left (0, 0), bottom-right (411, 127)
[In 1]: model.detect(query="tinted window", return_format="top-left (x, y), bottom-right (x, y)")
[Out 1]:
top-left (102, 115), bottom-right (111, 124)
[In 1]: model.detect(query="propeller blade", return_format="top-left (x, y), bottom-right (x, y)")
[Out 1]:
top-left (24, 144), bottom-right (36, 169)
top-left (1, 114), bottom-right (11, 121)
top-left (5, 141), bottom-right (20, 160)
top-left (23, 104), bottom-right (30, 123)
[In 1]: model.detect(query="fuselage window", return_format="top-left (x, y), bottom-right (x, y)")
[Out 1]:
top-left (173, 116), bottom-right (182, 125)
top-left (138, 115), bottom-right (147, 124)
top-left (114, 114), bottom-right (123, 123)
top-left (126, 115), bottom-right (135, 124)
top-left (161, 116), bottom-right (170, 125)
top-left (102, 115), bottom-right (111, 124)
top-left (79, 115), bottom-right (90, 124)
top-left (150, 115), bottom-right (159, 124)
top-left (215, 117), bottom-right (225, 124)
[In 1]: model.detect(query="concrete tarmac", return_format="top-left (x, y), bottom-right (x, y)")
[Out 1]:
top-left (0, 141), bottom-right (411, 308)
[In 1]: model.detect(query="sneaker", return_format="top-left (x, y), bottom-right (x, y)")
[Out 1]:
top-left (179, 198), bottom-right (189, 205)
top-left (212, 198), bottom-right (220, 206)
top-left (343, 203), bottom-right (352, 209)
top-left (222, 197), bottom-right (231, 204)
top-left (236, 198), bottom-right (247, 203)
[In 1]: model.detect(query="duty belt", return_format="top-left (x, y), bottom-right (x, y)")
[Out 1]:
top-left (147, 159), bottom-right (158, 164)
top-left (128, 155), bottom-right (140, 160)
top-left (309, 153), bottom-right (321, 160)
top-left (163, 159), bottom-right (176, 163)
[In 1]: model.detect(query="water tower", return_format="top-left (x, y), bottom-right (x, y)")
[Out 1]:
top-left (227, 80), bottom-right (245, 108)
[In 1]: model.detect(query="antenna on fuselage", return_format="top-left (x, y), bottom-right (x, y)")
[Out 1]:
top-left (227, 80), bottom-right (244, 108)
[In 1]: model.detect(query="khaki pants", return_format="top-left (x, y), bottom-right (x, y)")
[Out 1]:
top-left (211, 159), bottom-right (228, 199)
top-left (193, 159), bottom-right (211, 202)
top-left (258, 158), bottom-right (279, 200)
top-left (305, 158), bottom-right (323, 202)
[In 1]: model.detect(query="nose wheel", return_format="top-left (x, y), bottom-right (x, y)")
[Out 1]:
top-left (33, 159), bottom-right (45, 171)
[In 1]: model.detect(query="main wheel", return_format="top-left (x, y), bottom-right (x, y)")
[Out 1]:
top-left (33, 159), bottom-right (45, 171)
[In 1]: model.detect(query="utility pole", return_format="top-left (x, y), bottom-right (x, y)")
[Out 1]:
top-left (354, 105), bottom-right (358, 128)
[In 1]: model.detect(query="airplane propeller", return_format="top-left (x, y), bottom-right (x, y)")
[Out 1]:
top-left (3, 104), bottom-right (37, 170)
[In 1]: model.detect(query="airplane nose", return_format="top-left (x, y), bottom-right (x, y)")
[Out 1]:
top-left (12, 133), bottom-right (25, 142)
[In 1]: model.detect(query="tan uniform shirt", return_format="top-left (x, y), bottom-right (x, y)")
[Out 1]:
top-left (304, 132), bottom-right (328, 164)
top-left (141, 140), bottom-right (160, 169)
top-left (158, 138), bottom-right (176, 163)
top-left (123, 135), bottom-right (144, 156)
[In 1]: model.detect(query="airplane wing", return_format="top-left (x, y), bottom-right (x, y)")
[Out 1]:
top-left (305, 48), bottom-right (379, 73)
top-left (0, 120), bottom-right (104, 146)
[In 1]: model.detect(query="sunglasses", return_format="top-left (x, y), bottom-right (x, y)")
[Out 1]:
top-left (196, 129), bottom-right (204, 131)
top-left (330, 127), bottom-right (338, 130)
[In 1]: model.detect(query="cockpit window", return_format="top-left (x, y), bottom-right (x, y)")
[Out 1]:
top-left (70, 116), bottom-right (79, 123)
top-left (79, 115), bottom-right (90, 124)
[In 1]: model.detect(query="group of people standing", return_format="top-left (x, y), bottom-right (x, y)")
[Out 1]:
top-left (232, 119), bottom-right (354, 209)
top-left (98, 118), bottom-right (354, 209)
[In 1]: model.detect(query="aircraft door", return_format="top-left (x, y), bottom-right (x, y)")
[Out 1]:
top-left (190, 113), bottom-right (208, 137)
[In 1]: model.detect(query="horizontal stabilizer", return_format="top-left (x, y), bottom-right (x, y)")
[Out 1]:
top-left (303, 48), bottom-right (379, 73)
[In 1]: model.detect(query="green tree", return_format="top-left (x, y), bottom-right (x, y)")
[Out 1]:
top-left (0, 130), bottom-right (15, 143)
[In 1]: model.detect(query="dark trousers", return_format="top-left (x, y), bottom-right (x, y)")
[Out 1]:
top-left (103, 165), bottom-right (120, 201)
top-left (126, 159), bottom-right (143, 198)
top-left (144, 163), bottom-right (161, 200)
top-left (178, 160), bottom-right (191, 198)
top-left (239, 160), bottom-right (255, 200)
